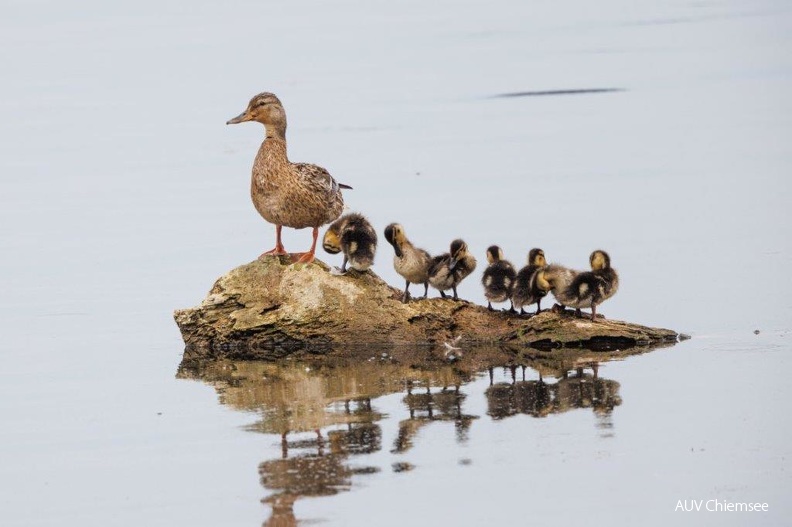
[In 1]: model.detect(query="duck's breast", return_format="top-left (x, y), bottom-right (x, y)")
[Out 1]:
top-left (250, 163), bottom-right (345, 229)
top-left (396, 247), bottom-right (430, 283)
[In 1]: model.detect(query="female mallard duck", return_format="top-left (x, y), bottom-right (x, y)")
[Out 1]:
top-left (322, 212), bottom-right (377, 273)
top-left (429, 239), bottom-right (477, 300)
top-left (384, 223), bottom-right (433, 302)
top-left (541, 250), bottom-right (619, 321)
top-left (511, 248), bottom-right (548, 315)
top-left (227, 92), bottom-right (352, 263)
top-left (481, 245), bottom-right (516, 311)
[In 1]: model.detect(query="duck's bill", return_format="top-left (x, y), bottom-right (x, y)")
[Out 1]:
top-left (226, 111), bottom-right (250, 125)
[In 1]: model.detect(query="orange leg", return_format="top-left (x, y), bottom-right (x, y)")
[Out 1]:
top-left (293, 227), bottom-right (318, 264)
top-left (260, 225), bottom-right (288, 258)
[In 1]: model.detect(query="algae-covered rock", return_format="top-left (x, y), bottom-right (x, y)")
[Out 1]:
top-left (173, 257), bottom-right (680, 360)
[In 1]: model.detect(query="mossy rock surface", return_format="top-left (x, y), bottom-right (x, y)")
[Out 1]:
top-left (174, 257), bottom-right (681, 361)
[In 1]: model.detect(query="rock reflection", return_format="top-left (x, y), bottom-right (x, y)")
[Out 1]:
top-left (486, 364), bottom-right (621, 420)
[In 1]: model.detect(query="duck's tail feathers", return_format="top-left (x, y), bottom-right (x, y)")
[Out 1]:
top-left (339, 183), bottom-right (353, 190)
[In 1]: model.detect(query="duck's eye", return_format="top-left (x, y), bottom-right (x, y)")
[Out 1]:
top-left (255, 100), bottom-right (269, 108)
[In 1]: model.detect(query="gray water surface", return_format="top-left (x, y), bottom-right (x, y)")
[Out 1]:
top-left (1, 0), bottom-right (790, 525)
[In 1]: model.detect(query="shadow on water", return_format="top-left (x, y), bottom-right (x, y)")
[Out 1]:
top-left (177, 344), bottom-right (662, 525)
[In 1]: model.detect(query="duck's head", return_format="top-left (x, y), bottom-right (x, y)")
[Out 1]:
top-left (590, 250), bottom-right (611, 270)
top-left (528, 248), bottom-right (546, 267)
top-left (486, 245), bottom-right (504, 265)
top-left (449, 239), bottom-right (469, 270)
top-left (322, 225), bottom-right (342, 254)
top-left (384, 223), bottom-right (405, 257)
top-left (226, 92), bottom-right (287, 132)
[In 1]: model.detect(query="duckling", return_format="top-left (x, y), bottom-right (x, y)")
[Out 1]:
top-left (536, 263), bottom-right (577, 309)
top-left (481, 246), bottom-right (516, 311)
top-left (511, 248), bottom-right (549, 315)
top-left (544, 250), bottom-right (619, 321)
top-left (226, 92), bottom-right (352, 264)
top-left (384, 223), bottom-right (433, 303)
top-left (322, 213), bottom-right (377, 273)
top-left (429, 239), bottom-right (477, 300)
top-left (385, 223), bottom-right (432, 302)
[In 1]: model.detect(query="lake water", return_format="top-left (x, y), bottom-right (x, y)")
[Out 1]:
top-left (1, 0), bottom-right (790, 525)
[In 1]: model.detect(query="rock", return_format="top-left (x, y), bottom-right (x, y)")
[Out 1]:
top-left (173, 257), bottom-right (681, 361)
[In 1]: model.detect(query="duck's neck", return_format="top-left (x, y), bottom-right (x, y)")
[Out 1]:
top-left (259, 128), bottom-right (289, 165)
top-left (265, 121), bottom-right (287, 141)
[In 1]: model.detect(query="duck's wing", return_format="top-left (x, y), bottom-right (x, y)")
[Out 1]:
top-left (569, 271), bottom-right (598, 302)
top-left (293, 163), bottom-right (352, 195)
top-left (594, 268), bottom-right (619, 297)
top-left (429, 253), bottom-right (449, 275)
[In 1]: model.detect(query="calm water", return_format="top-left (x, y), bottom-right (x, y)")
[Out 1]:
top-left (1, 0), bottom-right (790, 525)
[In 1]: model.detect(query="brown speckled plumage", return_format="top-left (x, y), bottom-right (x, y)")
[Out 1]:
top-left (251, 139), bottom-right (345, 229)
top-left (227, 92), bottom-right (350, 262)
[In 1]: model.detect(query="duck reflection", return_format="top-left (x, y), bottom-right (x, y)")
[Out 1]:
top-left (178, 351), bottom-right (625, 526)
top-left (259, 398), bottom-right (382, 527)
top-left (393, 382), bottom-right (477, 453)
top-left (486, 363), bottom-right (621, 420)
top-left (178, 359), bottom-right (471, 526)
